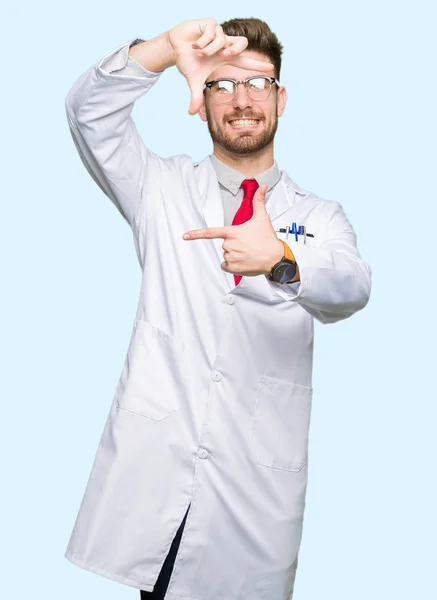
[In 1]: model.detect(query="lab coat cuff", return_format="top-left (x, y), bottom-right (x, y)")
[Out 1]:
top-left (265, 277), bottom-right (303, 301)
top-left (98, 38), bottom-right (165, 83)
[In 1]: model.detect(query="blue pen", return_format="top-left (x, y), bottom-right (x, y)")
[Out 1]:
top-left (276, 227), bottom-right (314, 238)
top-left (291, 222), bottom-right (298, 242)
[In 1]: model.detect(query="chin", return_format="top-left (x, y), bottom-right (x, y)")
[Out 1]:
top-left (226, 142), bottom-right (269, 155)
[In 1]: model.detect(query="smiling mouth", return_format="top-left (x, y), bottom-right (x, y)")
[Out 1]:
top-left (228, 118), bottom-right (260, 129)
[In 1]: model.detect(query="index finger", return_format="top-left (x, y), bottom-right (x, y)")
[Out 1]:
top-left (183, 226), bottom-right (230, 240)
top-left (231, 53), bottom-right (275, 72)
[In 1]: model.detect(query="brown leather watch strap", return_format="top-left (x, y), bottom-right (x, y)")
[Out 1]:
top-left (280, 239), bottom-right (296, 263)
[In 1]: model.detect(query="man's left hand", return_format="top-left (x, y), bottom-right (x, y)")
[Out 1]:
top-left (182, 184), bottom-right (284, 276)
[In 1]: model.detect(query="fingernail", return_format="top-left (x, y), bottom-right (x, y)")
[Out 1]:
top-left (223, 50), bottom-right (231, 56)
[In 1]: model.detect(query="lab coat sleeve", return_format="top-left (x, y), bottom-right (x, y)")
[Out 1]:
top-left (64, 37), bottom-right (163, 229)
top-left (266, 200), bottom-right (371, 324)
top-left (102, 38), bottom-right (153, 78)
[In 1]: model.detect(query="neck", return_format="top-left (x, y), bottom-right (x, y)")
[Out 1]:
top-left (212, 143), bottom-right (275, 177)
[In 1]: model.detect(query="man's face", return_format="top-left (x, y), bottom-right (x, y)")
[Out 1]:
top-left (198, 51), bottom-right (287, 156)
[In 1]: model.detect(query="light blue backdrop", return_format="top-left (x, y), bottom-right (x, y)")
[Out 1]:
top-left (2, 1), bottom-right (435, 599)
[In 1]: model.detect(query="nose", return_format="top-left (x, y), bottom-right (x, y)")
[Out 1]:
top-left (232, 82), bottom-right (253, 110)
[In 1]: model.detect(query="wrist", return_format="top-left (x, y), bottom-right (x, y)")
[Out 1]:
top-left (264, 240), bottom-right (294, 275)
top-left (272, 240), bottom-right (285, 265)
top-left (262, 240), bottom-right (283, 276)
top-left (128, 31), bottom-right (176, 72)
top-left (265, 240), bottom-right (300, 284)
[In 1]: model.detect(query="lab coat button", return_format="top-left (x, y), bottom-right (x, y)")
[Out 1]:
top-left (212, 371), bottom-right (222, 382)
top-left (226, 295), bottom-right (236, 305)
top-left (197, 448), bottom-right (209, 459)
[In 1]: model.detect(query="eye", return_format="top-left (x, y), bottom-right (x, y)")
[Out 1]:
top-left (213, 80), bottom-right (234, 94)
top-left (247, 77), bottom-right (268, 92)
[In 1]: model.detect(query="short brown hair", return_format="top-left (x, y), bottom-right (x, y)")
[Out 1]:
top-left (220, 17), bottom-right (283, 80)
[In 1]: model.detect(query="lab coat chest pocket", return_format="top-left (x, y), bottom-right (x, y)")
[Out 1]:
top-left (114, 320), bottom-right (186, 421)
top-left (250, 375), bottom-right (313, 472)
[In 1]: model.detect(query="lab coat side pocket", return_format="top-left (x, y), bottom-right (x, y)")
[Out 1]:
top-left (250, 375), bottom-right (313, 472)
top-left (114, 320), bottom-right (186, 421)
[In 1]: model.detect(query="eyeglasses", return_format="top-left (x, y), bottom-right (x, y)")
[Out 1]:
top-left (203, 76), bottom-right (280, 104)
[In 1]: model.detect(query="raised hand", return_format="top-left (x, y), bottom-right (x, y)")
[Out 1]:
top-left (166, 19), bottom-right (274, 115)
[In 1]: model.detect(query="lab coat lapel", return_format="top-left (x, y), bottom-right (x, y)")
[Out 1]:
top-left (266, 172), bottom-right (296, 222)
top-left (196, 156), bottom-right (235, 291)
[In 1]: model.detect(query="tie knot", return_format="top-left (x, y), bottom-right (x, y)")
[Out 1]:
top-left (240, 179), bottom-right (260, 200)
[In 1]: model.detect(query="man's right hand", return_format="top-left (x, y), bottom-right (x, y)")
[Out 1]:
top-left (166, 19), bottom-right (274, 116)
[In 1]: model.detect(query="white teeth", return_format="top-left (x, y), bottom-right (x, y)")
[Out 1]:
top-left (230, 119), bottom-right (259, 126)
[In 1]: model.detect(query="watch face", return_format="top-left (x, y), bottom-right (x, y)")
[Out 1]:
top-left (274, 261), bottom-right (297, 284)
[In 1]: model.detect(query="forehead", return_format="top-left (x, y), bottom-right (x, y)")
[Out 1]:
top-left (206, 50), bottom-right (275, 82)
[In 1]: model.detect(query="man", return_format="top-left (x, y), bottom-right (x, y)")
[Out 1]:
top-left (64, 17), bottom-right (371, 600)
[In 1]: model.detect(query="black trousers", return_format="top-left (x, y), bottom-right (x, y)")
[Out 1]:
top-left (140, 504), bottom-right (190, 600)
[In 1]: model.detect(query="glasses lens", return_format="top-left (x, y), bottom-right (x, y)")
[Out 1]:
top-left (209, 78), bottom-right (273, 103)
top-left (246, 77), bottom-right (271, 100)
top-left (210, 80), bottom-right (236, 103)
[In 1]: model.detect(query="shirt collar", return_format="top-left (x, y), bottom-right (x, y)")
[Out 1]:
top-left (209, 153), bottom-right (281, 196)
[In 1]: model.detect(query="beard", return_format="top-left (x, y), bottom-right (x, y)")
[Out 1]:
top-left (205, 104), bottom-right (279, 155)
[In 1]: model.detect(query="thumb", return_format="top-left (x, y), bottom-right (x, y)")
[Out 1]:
top-left (188, 91), bottom-right (203, 116)
top-left (252, 184), bottom-right (269, 215)
top-left (187, 76), bottom-right (204, 115)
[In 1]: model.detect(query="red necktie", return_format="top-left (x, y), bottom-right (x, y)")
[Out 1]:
top-left (231, 179), bottom-right (259, 286)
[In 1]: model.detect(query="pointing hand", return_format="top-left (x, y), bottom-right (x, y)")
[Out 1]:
top-left (182, 185), bottom-right (285, 277)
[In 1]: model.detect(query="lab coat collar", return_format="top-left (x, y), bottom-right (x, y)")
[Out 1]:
top-left (208, 153), bottom-right (281, 196)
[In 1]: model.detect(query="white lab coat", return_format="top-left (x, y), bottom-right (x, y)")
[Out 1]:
top-left (64, 39), bottom-right (371, 599)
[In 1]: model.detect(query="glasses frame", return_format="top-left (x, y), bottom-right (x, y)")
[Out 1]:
top-left (203, 76), bottom-right (280, 104)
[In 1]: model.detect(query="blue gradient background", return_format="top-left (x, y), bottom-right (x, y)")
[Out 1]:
top-left (2, 1), bottom-right (435, 599)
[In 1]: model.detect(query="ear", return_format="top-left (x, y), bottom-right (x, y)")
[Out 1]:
top-left (277, 86), bottom-right (288, 117)
top-left (198, 97), bottom-right (207, 122)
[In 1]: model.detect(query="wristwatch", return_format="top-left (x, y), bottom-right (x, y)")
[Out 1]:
top-left (268, 240), bottom-right (297, 284)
